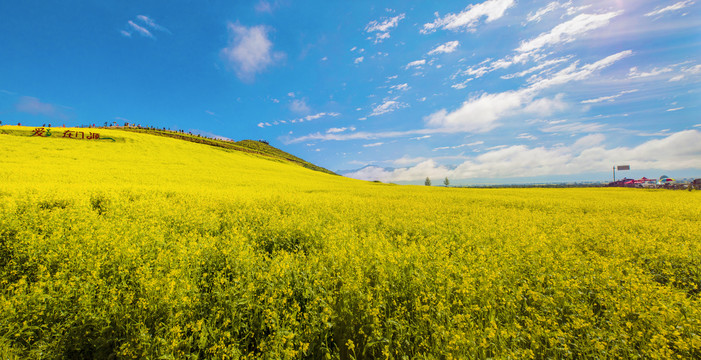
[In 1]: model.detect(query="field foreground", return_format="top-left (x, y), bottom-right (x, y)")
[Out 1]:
top-left (1, 127), bottom-right (700, 359)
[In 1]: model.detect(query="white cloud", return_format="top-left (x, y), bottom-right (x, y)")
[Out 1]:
top-left (525, 1), bottom-right (592, 21)
top-left (374, 33), bottom-right (391, 43)
top-left (363, 142), bottom-right (384, 148)
top-left (370, 100), bottom-right (407, 117)
top-left (366, 14), bottom-right (405, 32)
top-left (452, 52), bottom-right (534, 81)
top-left (287, 128), bottom-right (439, 143)
top-left (255, 0), bottom-right (275, 13)
top-left (686, 64), bottom-right (701, 74)
top-left (517, 11), bottom-right (622, 53)
top-left (501, 57), bottom-right (570, 79)
top-left (421, 0), bottom-right (516, 33)
top-left (645, 1), bottom-right (695, 17)
top-left (410, 135), bottom-right (431, 140)
top-left (345, 130), bottom-right (701, 182)
top-left (523, 94), bottom-right (568, 115)
top-left (290, 99), bottom-right (310, 113)
top-left (529, 50), bottom-right (632, 91)
top-left (571, 133), bottom-right (605, 150)
top-left (392, 156), bottom-right (429, 166)
top-left (425, 90), bottom-right (527, 132)
top-left (122, 15), bottom-right (169, 39)
top-left (540, 121), bottom-right (605, 133)
top-left (628, 66), bottom-right (673, 79)
top-left (302, 112), bottom-right (340, 121)
top-left (667, 64), bottom-right (701, 81)
top-left (581, 94), bottom-right (617, 103)
top-left (354, 56), bottom-right (364, 64)
top-left (390, 83), bottom-right (410, 91)
top-left (136, 15), bottom-right (169, 33)
top-left (629, 63), bottom-right (701, 82)
top-left (565, 1), bottom-right (591, 15)
top-left (127, 20), bottom-right (153, 38)
top-left (428, 41), bottom-right (460, 55)
top-left (220, 23), bottom-right (284, 82)
top-left (580, 89), bottom-right (638, 104)
top-left (517, 133), bottom-right (537, 140)
top-left (327, 126), bottom-right (355, 133)
top-left (365, 14), bottom-right (405, 43)
top-left (527, 1), bottom-right (565, 23)
top-left (346, 160), bottom-right (451, 182)
top-left (667, 107), bottom-right (684, 112)
top-left (16, 96), bottom-right (67, 119)
top-left (405, 59), bottom-right (426, 69)
top-left (451, 78), bottom-right (473, 89)
top-left (258, 112), bottom-right (340, 128)
top-left (434, 141), bottom-right (484, 151)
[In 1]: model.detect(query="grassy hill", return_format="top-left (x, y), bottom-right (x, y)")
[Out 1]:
top-left (1, 126), bottom-right (337, 176)
top-left (1, 125), bottom-right (700, 359)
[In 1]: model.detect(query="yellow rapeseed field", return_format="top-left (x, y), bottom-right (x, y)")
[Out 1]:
top-left (1, 126), bottom-right (699, 359)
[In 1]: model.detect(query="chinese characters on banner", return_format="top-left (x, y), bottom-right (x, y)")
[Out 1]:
top-left (31, 128), bottom-right (115, 141)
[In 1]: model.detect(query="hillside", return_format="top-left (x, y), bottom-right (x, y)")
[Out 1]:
top-left (118, 127), bottom-right (336, 175)
top-left (1, 125), bottom-right (336, 176)
top-left (1, 125), bottom-right (700, 359)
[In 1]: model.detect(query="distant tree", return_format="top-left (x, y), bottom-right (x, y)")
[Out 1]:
top-left (444, 177), bottom-right (450, 187)
top-left (425, 177), bottom-right (431, 186)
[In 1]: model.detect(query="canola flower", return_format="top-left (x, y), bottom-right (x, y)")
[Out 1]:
top-left (0, 126), bottom-right (699, 359)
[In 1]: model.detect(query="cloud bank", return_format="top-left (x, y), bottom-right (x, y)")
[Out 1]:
top-left (345, 130), bottom-right (701, 182)
top-left (422, 0), bottom-right (516, 33)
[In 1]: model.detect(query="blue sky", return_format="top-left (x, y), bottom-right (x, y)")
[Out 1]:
top-left (1, 0), bottom-right (699, 184)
